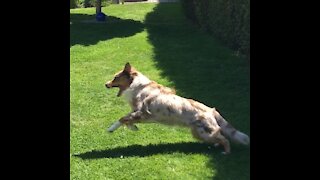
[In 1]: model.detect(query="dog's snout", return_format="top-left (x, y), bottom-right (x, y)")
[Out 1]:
top-left (105, 83), bottom-right (112, 88)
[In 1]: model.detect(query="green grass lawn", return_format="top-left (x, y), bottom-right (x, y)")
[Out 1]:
top-left (71, 3), bottom-right (250, 180)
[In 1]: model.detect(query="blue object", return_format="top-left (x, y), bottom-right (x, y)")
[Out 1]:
top-left (96, 12), bottom-right (106, 22)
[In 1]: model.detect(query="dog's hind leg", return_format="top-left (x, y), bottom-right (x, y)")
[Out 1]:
top-left (215, 135), bottom-right (231, 155)
top-left (191, 125), bottom-right (230, 154)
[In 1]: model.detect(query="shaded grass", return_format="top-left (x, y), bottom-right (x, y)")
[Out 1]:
top-left (70, 14), bottom-right (144, 47)
top-left (145, 3), bottom-right (250, 133)
top-left (71, 3), bottom-right (249, 180)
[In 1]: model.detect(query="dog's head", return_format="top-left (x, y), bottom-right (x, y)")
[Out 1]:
top-left (105, 63), bottom-right (137, 97)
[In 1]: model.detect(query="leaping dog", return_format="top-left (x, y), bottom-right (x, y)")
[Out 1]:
top-left (105, 63), bottom-right (249, 154)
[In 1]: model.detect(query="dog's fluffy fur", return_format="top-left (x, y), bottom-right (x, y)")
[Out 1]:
top-left (106, 63), bottom-right (249, 154)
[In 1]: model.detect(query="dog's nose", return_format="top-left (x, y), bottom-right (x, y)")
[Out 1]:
top-left (105, 83), bottom-right (111, 88)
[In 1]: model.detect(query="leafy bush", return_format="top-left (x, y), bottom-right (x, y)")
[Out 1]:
top-left (180, 0), bottom-right (250, 58)
top-left (78, 0), bottom-right (96, 8)
top-left (70, 0), bottom-right (77, 9)
top-left (71, 0), bottom-right (112, 9)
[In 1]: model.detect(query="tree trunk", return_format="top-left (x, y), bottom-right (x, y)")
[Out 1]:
top-left (96, 0), bottom-right (102, 14)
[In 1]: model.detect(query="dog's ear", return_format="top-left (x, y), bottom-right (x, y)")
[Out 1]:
top-left (124, 62), bottom-right (131, 73)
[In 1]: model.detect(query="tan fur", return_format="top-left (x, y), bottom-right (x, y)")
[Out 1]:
top-left (106, 63), bottom-right (249, 154)
top-left (147, 81), bottom-right (176, 94)
top-left (187, 99), bottom-right (211, 112)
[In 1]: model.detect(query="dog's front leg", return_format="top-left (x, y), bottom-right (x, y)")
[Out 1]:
top-left (107, 111), bottom-right (143, 133)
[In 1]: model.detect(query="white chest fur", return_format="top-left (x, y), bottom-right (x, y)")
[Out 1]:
top-left (122, 73), bottom-right (151, 104)
top-left (122, 88), bottom-right (134, 104)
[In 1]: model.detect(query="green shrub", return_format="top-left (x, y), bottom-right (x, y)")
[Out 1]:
top-left (77, 0), bottom-right (95, 8)
top-left (180, 0), bottom-right (250, 58)
top-left (180, 0), bottom-right (196, 22)
top-left (71, 0), bottom-right (111, 9)
top-left (70, 0), bottom-right (77, 9)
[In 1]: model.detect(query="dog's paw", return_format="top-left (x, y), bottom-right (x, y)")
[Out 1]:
top-left (107, 121), bottom-right (122, 133)
top-left (107, 126), bottom-right (115, 133)
top-left (127, 124), bottom-right (139, 131)
top-left (107, 127), bottom-right (115, 133)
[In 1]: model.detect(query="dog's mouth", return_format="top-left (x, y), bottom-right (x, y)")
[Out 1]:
top-left (110, 85), bottom-right (119, 88)
top-left (106, 83), bottom-right (119, 88)
top-left (117, 89), bottom-right (122, 97)
top-left (116, 86), bottom-right (126, 97)
top-left (106, 84), bottom-right (123, 97)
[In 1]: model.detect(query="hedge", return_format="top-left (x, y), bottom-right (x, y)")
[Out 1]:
top-left (70, 0), bottom-right (111, 9)
top-left (181, 0), bottom-right (250, 58)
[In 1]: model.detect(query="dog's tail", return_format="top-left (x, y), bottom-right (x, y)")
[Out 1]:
top-left (213, 109), bottom-right (250, 145)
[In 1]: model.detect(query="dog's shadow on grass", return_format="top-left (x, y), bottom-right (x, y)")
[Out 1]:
top-left (75, 142), bottom-right (214, 159)
top-left (74, 142), bottom-right (250, 180)
top-left (70, 14), bottom-right (144, 47)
